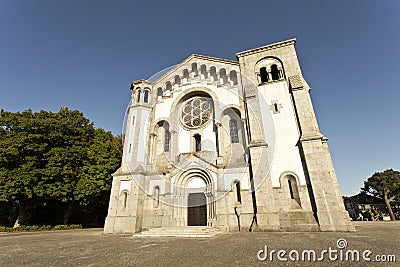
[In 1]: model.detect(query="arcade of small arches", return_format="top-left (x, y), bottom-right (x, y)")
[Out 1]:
top-left (134, 87), bottom-right (151, 104)
top-left (131, 63), bottom-right (240, 105)
top-left (157, 63), bottom-right (239, 96)
top-left (255, 57), bottom-right (286, 84)
top-left (132, 58), bottom-right (287, 106)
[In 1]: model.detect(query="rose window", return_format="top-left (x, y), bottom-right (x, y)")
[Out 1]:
top-left (181, 97), bottom-right (212, 128)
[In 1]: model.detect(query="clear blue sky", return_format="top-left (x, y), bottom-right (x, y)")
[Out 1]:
top-left (1, 0), bottom-right (399, 196)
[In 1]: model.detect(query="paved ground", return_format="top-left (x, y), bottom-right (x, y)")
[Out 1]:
top-left (0, 221), bottom-right (399, 266)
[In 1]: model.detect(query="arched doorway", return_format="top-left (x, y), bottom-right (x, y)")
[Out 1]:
top-left (188, 193), bottom-right (207, 226)
top-left (172, 168), bottom-right (216, 227)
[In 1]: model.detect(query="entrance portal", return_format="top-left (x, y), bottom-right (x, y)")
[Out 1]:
top-left (187, 193), bottom-right (207, 226)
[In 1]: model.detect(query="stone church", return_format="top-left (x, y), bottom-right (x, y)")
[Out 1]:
top-left (104, 39), bottom-right (354, 233)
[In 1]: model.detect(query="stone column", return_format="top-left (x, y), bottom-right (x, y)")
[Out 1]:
top-left (169, 130), bottom-right (177, 166)
top-left (148, 133), bottom-right (157, 163)
top-left (241, 118), bottom-right (249, 147)
top-left (215, 122), bottom-right (224, 166)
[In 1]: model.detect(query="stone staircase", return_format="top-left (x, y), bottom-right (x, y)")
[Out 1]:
top-left (134, 226), bottom-right (222, 237)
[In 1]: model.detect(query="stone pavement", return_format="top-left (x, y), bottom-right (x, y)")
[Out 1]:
top-left (0, 221), bottom-right (398, 266)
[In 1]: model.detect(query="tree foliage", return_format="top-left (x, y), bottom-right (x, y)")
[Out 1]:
top-left (0, 108), bottom-right (122, 226)
top-left (361, 169), bottom-right (400, 220)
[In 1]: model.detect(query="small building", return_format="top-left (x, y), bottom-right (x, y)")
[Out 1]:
top-left (344, 193), bottom-right (389, 221)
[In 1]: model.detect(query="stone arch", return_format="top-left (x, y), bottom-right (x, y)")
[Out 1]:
top-left (231, 179), bottom-right (242, 204)
top-left (200, 64), bottom-right (208, 80)
top-left (271, 64), bottom-right (280, 80)
top-left (254, 57), bottom-right (285, 84)
top-left (182, 69), bottom-right (190, 84)
top-left (143, 87), bottom-right (151, 103)
top-left (165, 81), bottom-right (172, 96)
top-left (174, 75), bottom-right (181, 88)
top-left (119, 190), bottom-right (129, 210)
top-left (173, 167), bottom-right (214, 191)
top-left (279, 171), bottom-right (302, 208)
top-left (209, 66), bottom-right (217, 82)
top-left (170, 167), bottom-right (216, 226)
top-left (150, 119), bottom-right (171, 169)
top-left (136, 88), bottom-right (141, 103)
top-left (221, 107), bottom-right (245, 143)
top-left (153, 185), bottom-right (160, 207)
top-left (229, 70), bottom-right (238, 85)
top-left (219, 68), bottom-right (228, 84)
top-left (170, 86), bottom-right (220, 115)
top-left (191, 63), bottom-right (198, 77)
top-left (260, 67), bottom-right (268, 83)
top-left (157, 87), bottom-right (163, 100)
top-left (220, 107), bottom-right (246, 166)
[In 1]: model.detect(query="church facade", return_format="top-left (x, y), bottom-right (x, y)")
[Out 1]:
top-left (104, 39), bottom-right (354, 233)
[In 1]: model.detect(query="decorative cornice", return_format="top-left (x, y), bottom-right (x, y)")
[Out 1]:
top-left (248, 140), bottom-right (268, 148)
top-left (300, 134), bottom-right (327, 142)
top-left (130, 79), bottom-right (153, 90)
top-left (188, 54), bottom-right (239, 66)
top-left (236, 38), bottom-right (296, 58)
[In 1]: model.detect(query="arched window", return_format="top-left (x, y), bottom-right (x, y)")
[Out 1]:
top-left (256, 58), bottom-right (285, 84)
top-left (165, 82), bottom-right (172, 97)
top-left (260, 67), bottom-right (268, 83)
top-left (230, 70), bottom-right (238, 85)
top-left (154, 186), bottom-right (160, 207)
top-left (157, 87), bottom-right (163, 100)
top-left (144, 90), bottom-right (149, 103)
top-left (191, 63), bottom-right (198, 77)
top-left (274, 103), bottom-right (279, 113)
top-left (235, 181), bottom-right (241, 203)
top-left (271, 64), bottom-right (280, 80)
top-left (123, 191), bottom-right (128, 209)
top-left (288, 179), bottom-right (295, 199)
top-left (174, 75), bottom-right (181, 87)
top-left (183, 69), bottom-right (189, 83)
top-left (210, 66), bottom-right (217, 82)
top-left (200, 64), bottom-right (208, 79)
top-left (219, 68), bottom-right (227, 84)
top-left (194, 134), bottom-right (201, 152)
top-left (166, 82), bottom-right (172, 91)
top-left (229, 119), bottom-right (239, 143)
top-left (136, 90), bottom-right (141, 102)
top-left (287, 175), bottom-right (301, 206)
top-left (164, 129), bottom-right (170, 152)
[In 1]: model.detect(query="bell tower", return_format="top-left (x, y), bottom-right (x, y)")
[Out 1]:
top-left (237, 39), bottom-right (354, 231)
top-left (122, 80), bottom-right (153, 171)
top-left (104, 80), bottom-right (153, 233)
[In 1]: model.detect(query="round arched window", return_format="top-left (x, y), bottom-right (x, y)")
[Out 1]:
top-left (180, 97), bottom-right (212, 128)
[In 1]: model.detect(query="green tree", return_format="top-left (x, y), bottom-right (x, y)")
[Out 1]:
top-left (35, 107), bottom-right (95, 224)
top-left (74, 129), bottom-right (122, 224)
top-left (0, 109), bottom-right (48, 226)
top-left (0, 108), bottom-right (122, 226)
top-left (361, 169), bottom-right (400, 221)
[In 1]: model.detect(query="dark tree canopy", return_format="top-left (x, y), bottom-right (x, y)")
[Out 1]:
top-left (0, 108), bottom-right (122, 227)
top-left (361, 169), bottom-right (400, 221)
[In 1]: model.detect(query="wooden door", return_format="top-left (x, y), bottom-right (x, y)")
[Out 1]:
top-left (188, 193), bottom-right (207, 226)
